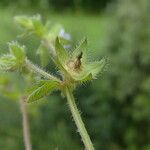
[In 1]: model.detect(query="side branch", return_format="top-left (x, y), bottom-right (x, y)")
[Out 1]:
top-left (20, 96), bottom-right (32, 150)
top-left (26, 59), bottom-right (61, 82)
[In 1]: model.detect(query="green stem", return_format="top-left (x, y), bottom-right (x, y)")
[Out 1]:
top-left (26, 59), bottom-right (61, 82)
top-left (20, 96), bottom-right (32, 150)
top-left (65, 87), bottom-right (94, 150)
top-left (42, 39), bottom-right (56, 57)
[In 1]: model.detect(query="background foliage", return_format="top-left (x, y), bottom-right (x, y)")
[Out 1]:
top-left (0, 0), bottom-right (112, 12)
top-left (0, 0), bottom-right (149, 149)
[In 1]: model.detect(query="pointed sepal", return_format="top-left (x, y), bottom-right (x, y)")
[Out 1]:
top-left (55, 37), bottom-right (69, 64)
top-left (72, 37), bottom-right (87, 62)
top-left (87, 58), bottom-right (108, 79)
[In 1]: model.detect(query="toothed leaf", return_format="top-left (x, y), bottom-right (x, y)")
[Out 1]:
top-left (15, 16), bottom-right (34, 30)
top-left (0, 54), bottom-right (17, 71)
top-left (27, 80), bottom-right (47, 94)
top-left (27, 80), bottom-right (59, 103)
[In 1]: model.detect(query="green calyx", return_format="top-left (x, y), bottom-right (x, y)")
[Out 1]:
top-left (26, 37), bottom-right (107, 103)
top-left (55, 37), bottom-right (107, 83)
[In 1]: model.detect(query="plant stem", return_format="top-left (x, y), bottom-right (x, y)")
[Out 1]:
top-left (20, 96), bottom-right (32, 150)
top-left (26, 59), bottom-right (61, 82)
top-left (42, 39), bottom-right (56, 57)
top-left (65, 87), bottom-right (94, 150)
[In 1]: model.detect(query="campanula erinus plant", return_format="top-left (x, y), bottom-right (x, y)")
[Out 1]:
top-left (0, 15), bottom-right (107, 150)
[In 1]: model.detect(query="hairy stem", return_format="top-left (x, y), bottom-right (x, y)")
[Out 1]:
top-left (20, 96), bottom-right (32, 150)
top-left (42, 39), bottom-right (56, 57)
top-left (26, 59), bottom-right (61, 82)
top-left (65, 87), bottom-right (94, 150)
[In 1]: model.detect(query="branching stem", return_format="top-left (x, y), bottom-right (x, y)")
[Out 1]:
top-left (26, 59), bottom-right (61, 82)
top-left (65, 87), bottom-right (94, 150)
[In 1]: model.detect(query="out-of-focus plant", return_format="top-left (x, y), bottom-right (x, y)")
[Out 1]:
top-left (94, 0), bottom-right (150, 149)
top-left (0, 15), bottom-right (107, 150)
top-left (0, 15), bottom-right (71, 150)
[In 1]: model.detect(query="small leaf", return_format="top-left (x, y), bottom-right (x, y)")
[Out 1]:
top-left (55, 37), bottom-right (69, 64)
top-left (27, 80), bottom-right (59, 103)
top-left (32, 15), bottom-right (45, 37)
top-left (27, 80), bottom-right (46, 94)
top-left (15, 15), bottom-right (45, 37)
top-left (9, 41), bottom-right (26, 62)
top-left (0, 54), bottom-right (17, 71)
top-left (15, 16), bottom-right (34, 30)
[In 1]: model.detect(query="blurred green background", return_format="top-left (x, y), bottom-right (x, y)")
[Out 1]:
top-left (0, 0), bottom-right (150, 149)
